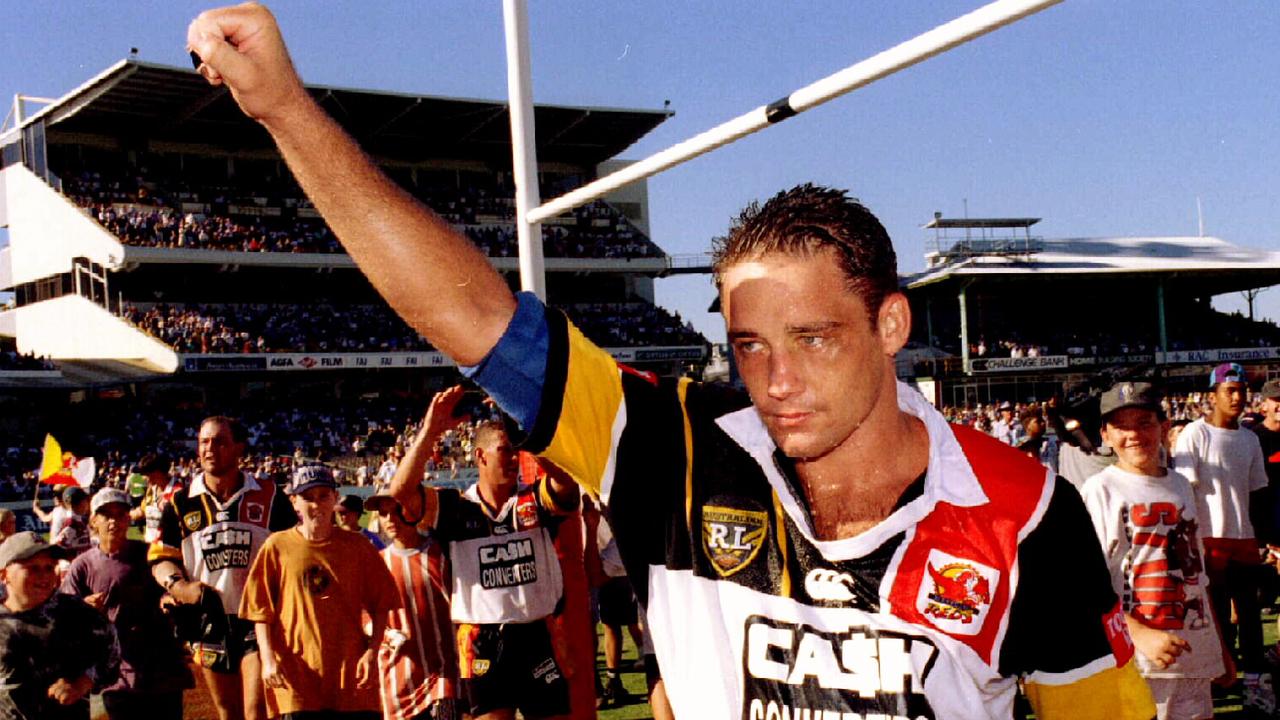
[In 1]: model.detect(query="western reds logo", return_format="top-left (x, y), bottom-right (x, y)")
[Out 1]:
top-left (916, 549), bottom-right (999, 637)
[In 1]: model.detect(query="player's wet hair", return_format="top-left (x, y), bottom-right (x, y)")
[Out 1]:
top-left (199, 415), bottom-right (247, 445)
top-left (712, 183), bottom-right (899, 327)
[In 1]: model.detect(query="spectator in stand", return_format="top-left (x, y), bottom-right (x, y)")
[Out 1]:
top-left (375, 448), bottom-right (401, 489)
top-left (241, 464), bottom-right (400, 719)
top-left (991, 401), bottom-right (1025, 446)
top-left (334, 493), bottom-right (385, 550)
top-left (366, 490), bottom-right (460, 720)
top-left (0, 532), bottom-right (120, 720)
top-left (60, 488), bottom-right (194, 719)
top-left (1172, 363), bottom-right (1272, 712)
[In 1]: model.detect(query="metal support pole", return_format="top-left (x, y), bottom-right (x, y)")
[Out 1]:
top-left (1156, 279), bottom-right (1168, 356)
top-left (959, 283), bottom-right (971, 374)
top-left (926, 294), bottom-right (935, 350)
top-left (502, 0), bottom-right (546, 300)
top-left (527, 0), bottom-right (1062, 223)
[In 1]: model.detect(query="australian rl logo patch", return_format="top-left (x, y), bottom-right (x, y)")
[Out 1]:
top-left (183, 511), bottom-right (203, 531)
top-left (916, 549), bottom-right (999, 636)
top-left (702, 505), bottom-right (767, 577)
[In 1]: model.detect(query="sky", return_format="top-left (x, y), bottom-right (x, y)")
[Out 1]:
top-left (2, 1), bottom-right (1278, 344)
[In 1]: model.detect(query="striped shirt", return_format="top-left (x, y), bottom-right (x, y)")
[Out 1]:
top-left (378, 537), bottom-right (457, 720)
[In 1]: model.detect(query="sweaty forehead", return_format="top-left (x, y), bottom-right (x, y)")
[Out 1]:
top-left (199, 421), bottom-right (234, 440)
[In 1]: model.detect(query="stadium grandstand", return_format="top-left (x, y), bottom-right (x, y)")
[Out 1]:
top-left (0, 58), bottom-right (712, 493)
top-left (900, 215), bottom-right (1280, 407)
top-left (4, 58), bottom-right (1280, 499)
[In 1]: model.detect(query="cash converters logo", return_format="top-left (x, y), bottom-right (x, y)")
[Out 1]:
top-left (740, 615), bottom-right (936, 720)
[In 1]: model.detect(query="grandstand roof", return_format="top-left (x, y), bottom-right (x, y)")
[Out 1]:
top-left (923, 217), bottom-right (1040, 229)
top-left (907, 234), bottom-right (1280, 297)
top-left (25, 59), bottom-right (672, 166)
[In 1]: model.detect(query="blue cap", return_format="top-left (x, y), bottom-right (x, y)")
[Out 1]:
top-left (286, 464), bottom-right (338, 496)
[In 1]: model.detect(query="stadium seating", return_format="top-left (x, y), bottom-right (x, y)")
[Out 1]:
top-left (120, 301), bottom-right (706, 354)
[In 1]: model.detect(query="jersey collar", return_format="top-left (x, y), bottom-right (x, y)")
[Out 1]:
top-left (716, 380), bottom-right (987, 559)
top-left (188, 471), bottom-right (260, 506)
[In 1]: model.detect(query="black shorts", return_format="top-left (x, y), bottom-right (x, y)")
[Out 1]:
top-left (456, 621), bottom-right (569, 719)
top-left (598, 576), bottom-right (638, 627)
top-left (171, 588), bottom-right (258, 674)
top-left (644, 653), bottom-right (662, 687)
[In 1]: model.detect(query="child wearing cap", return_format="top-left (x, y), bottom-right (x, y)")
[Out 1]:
top-left (240, 464), bottom-right (400, 718)
top-left (1081, 382), bottom-right (1226, 720)
top-left (60, 489), bottom-right (193, 720)
top-left (0, 531), bottom-right (120, 720)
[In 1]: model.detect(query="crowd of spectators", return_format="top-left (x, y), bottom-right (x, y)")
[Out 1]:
top-left (120, 300), bottom-right (706, 354)
top-left (0, 349), bottom-right (56, 372)
top-left (0, 393), bottom-right (496, 502)
top-left (121, 302), bottom-right (431, 354)
top-left (956, 307), bottom-right (1280, 360)
top-left (64, 165), bottom-right (665, 259)
top-left (564, 303), bottom-right (705, 347)
top-left (89, 205), bottom-right (341, 254)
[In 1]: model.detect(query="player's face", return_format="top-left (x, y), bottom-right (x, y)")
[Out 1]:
top-left (291, 487), bottom-right (338, 532)
top-left (1211, 381), bottom-right (1246, 420)
top-left (478, 432), bottom-right (519, 489)
top-left (1, 552), bottom-right (59, 609)
top-left (198, 421), bottom-right (243, 478)
top-left (721, 249), bottom-right (906, 460)
top-left (1102, 408), bottom-right (1164, 475)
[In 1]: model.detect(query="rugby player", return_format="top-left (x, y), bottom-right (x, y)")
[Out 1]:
top-left (186, 5), bottom-right (1156, 717)
top-left (148, 417), bottom-right (296, 720)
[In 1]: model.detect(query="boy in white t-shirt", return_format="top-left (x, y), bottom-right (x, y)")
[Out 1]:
top-left (1082, 382), bottom-right (1227, 720)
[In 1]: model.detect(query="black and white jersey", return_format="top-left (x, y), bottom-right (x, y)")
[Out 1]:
top-left (464, 293), bottom-right (1154, 720)
top-left (148, 472), bottom-right (296, 615)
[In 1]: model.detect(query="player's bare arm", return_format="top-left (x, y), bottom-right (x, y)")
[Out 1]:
top-left (388, 386), bottom-right (468, 523)
top-left (188, 3), bottom-right (515, 365)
